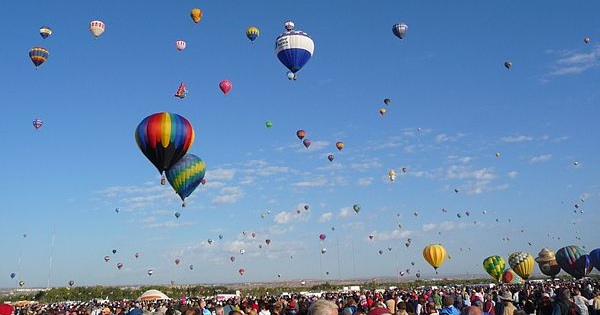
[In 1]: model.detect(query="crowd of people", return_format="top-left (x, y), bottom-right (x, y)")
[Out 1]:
top-left (3, 279), bottom-right (600, 315)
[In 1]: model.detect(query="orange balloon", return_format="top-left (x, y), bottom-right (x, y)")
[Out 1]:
top-left (335, 142), bottom-right (344, 151)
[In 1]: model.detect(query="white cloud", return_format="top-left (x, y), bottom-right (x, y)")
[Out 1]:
top-left (445, 165), bottom-right (496, 181)
top-left (350, 160), bottom-right (383, 171)
top-left (293, 177), bottom-right (327, 188)
top-left (422, 221), bottom-right (469, 232)
top-left (501, 135), bottom-right (534, 143)
top-left (507, 171), bottom-right (518, 178)
top-left (357, 177), bottom-right (374, 186)
top-left (273, 211), bottom-right (295, 224)
top-left (435, 133), bottom-right (465, 143)
top-left (319, 212), bottom-right (333, 223)
top-left (212, 187), bottom-right (244, 204)
top-left (338, 207), bottom-right (354, 219)
top-left (529, 154), bottom-right (552, 164)
top-left (376, 229), bottom-right (412, 241)
top-left (246, 166), bottom-right (290, 176)
top-left (207, 168), bottom-right (236, 181)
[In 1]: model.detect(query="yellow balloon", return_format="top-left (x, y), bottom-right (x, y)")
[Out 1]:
top-left (190, 8), bottom-right (203, 23)
top-left (423, 244), bottom-right (446, 270)
top-left (508, 251), bottom-right (535, 280)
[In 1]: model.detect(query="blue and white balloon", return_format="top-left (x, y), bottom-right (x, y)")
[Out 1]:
top-left (275, 21), bottom-right (314, 79)
top-left (392, 23), bottom-right (408, 39)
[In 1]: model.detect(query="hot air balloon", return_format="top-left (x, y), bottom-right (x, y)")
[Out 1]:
top-left (304, 205), bottom-right (309, 211)
top-left (378, 250), bottom-right (383, 255)
top-left (388, 169), bottom-right (396, 182)
top-left (174, 82), bottom-right (188, 99)
top-left (10, 273), bottom-right (15, 279)
top-left (368, 234), bottom-right (375, 241)
top-left (238, 268), bottom-right (245, 276)
top-left (589, 248), bottom-right (600, 272)
top-left (265, 239), bottom-right (271, 245)
top-left (251, 232), bottom-right (256, 238)
top-left (265, 121), bottom-right (273, 128)
top-left (303, 139), bottom-right (311, 149)
top-left (246, 26), bottom-right (260, 42)
top-left (501, 268), bottom-right (522, 284)
top-left (112, 249), bottom-right (117, 254)
top-left (321, 248), bottom-right (327, 254)
top-left (207, 239), bottom-right (213, 245)
top-left (319, 234), bottom-right (326, 241)
top-left (336, 142), bottom-right (344, 151)
top-left (384, 98), bottom-right (391, 105)
top-left (135, 112), bottom-right (195, 182)
top-left (117, 263), bottom-right (123, 270)
top-left (423, 244), bottom-right (447, 272)
top-left (189, 264), bottom-right (194, 270)
top-left (174, 212), bottom-right (181, 219)
top-left (275, 21), bottom-right (314, 79)
top-left (328, 154), bottom-right (334, 162)
top-left (392, 23), bottom-right (408, 39)
top-left (556, 245), bottom-right (592, 279)
top-left (219, 234), bottom-right (223, 240)
top-left (147, 269), bottom-right (153, 276)
top-left (482, 255), bottom-right (505, 281)
top-left (379, 108), bottom-right (387, 116)
top-left (89, 20), bottom-right (105, 38)
top-left (32, 119), bottom-right (43, 130)
top-left (230, 256), bottom-right (236, 262)
top-left (296, 130), bottom-right (306, 140)
top-left (175, 40), bottom-right (187, 51)
top-left (175, 259), bottom-right (181, 265)
top-left (40, 26), bottom-right (52, 39)
top-left (165, 154), bottom-right (206, 207)
top-left (535, 248), bottom-right (561, 278)
top-left (29, 47), bottom-right (48, 68)
top-left (584, 37), bottom-right (590, 44)
top-left (240, 249), bottom-right (245, 255)
top-left (504, 61), bottom-right (512, 69)
top-left (353, 204), bottom-right (361, 213)
top-left (190, 9), bottom-right (202, 23)
top-left (104, 255), bottom-right (110, 262)
top-left (68, 280), bottom-right (74, 287)
top-left (135, 252), bottom-right (140, 259)
top-left (219, 80), bottom-right (232, 95)
top-left (508, 251), bottom-right (535, 280)
top-left (258, 244), bottom-right (263, 249)
top-left (19, 281), bottom-right (24, 287)
top-left (115, 208), bottom-right (120, 213)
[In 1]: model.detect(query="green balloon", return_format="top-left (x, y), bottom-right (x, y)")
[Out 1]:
top-left (265, 121), bottom-right (273, 128)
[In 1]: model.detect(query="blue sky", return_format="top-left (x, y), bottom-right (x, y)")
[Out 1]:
top-left (2, 1), bottom-right (600, 288)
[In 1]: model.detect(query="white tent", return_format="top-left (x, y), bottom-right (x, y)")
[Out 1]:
top-left (137, 289), bottom-right (170, 301)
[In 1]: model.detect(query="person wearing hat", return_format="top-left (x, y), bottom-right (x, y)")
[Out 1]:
top-left (103, 308), bottom-right (113, 315)
top-left (308, 300), bottom-right (338, 315)
top-left (439, 296), bottom-right (460, 315)
top-left (499, 291), bottom-right (516, 315)
top-left (366, 306), bottom-right (391, 315)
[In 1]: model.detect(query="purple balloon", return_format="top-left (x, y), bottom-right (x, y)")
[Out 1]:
top-left (556, 246), bottom-right (591, 279)
top-left (303, 139), bottom-right (311, 149)
top-left (589, 248), bottom-right (600, 272)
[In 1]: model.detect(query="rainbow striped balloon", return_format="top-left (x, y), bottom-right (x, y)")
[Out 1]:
top-left (29, 47), bottom-right (49, 68)
top-left (135, 112), bottom-right (194, 174)
top-left (165, 154), bottom-right (205, 207)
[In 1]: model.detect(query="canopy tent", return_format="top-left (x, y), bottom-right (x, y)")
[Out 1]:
top-left (137, 289), bottom-right (170, 301)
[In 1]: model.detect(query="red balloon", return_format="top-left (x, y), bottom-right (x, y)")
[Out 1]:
top-left (296, 130), bottom-right (306, 140)
top-left (238, 268), bottom-right (245, 276)
top-left (319, 234), bottom-right (326, 241)
top-left (175, 258), bottom-right (181, 265)
top-left (219, 80), bottom-right (232, 95)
